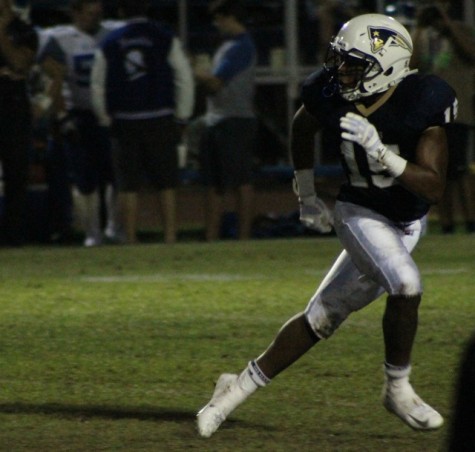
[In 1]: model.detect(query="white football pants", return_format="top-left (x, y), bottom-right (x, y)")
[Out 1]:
top-left (305, 200), bottom-right (423, 339)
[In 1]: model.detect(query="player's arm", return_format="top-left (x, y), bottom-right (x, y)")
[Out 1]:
top-left (341, 113), bottom-right (448, 204)
top-left (291, 105), bottom-right (333, 233)
top-left (397, 125), bottom-right (447, 204)
top-left (290, 104), bottom-right (321, 169)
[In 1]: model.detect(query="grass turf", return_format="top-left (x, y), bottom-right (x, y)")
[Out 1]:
top-left (0, 234), bottom-right (473, 451)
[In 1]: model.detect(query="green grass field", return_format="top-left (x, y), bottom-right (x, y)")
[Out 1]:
top-left (0, 233), bottom-right (474, 451)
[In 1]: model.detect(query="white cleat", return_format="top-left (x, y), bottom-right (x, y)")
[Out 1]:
top-left (197, 373), bottom-right (249, 438)
top-left (382, 378), bottom-right (444, 430)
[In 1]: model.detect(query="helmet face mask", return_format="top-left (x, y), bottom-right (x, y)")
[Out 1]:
top-left (324, 46), bottom-right (381, 100)
top-left (324, 14), bottom-right (415, 101)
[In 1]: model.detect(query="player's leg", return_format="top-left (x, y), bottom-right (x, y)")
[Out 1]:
top-left (383, 294), bottom-right (420, 367)
top-left (334, 201), bottom-right (443, 429)
top-left (197, 314), bottom-right (321, 436)
top-left (381, 293), bottom-right (443, 429)
top-left (381, 294), bottom-right (443, 429)
top-left (197, 246), bottom-right (382, 437)
top-left (257, 247), bottom-right (385, 378)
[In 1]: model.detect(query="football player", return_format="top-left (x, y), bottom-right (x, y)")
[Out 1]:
top-left (197, 13), bottom-right (456, 436)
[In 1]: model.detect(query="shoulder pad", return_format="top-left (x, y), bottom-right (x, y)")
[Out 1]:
top-left (404, 74), bottom-right (457, 130)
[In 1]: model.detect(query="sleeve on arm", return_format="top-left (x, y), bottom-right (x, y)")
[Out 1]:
top-left (406, 76), bottom-right (458, 131)
top-left (90, 49), bottom-right (111, 127)
top-left (212, 41), bottom-right (253, 82)
top-left (167, 37), bottom-right (195, 121)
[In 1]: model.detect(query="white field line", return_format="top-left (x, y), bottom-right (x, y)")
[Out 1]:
top-left (81, 267), bottom-right (468, 284)
top-left (303, 267), bottom-right (468, 276)
top-left (81, 273), bottom-right (268, 283)
top-left (421, 267), bottom-right (469, 275)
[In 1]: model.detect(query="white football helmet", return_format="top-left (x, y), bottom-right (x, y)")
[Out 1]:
top-left (324, 14), bottom-right (417, 101)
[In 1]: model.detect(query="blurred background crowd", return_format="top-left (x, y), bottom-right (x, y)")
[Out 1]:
top-left (0, 0), bottom-right (474, 247)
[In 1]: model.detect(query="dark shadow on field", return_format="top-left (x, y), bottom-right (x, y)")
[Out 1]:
top-left (0, 403), bottom-right (275, 431)
top-left (0, 403), bottom-right (194, 422)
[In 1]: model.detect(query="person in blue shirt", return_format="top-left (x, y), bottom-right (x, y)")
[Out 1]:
top-left (195, 0), bottom-right (257, 241)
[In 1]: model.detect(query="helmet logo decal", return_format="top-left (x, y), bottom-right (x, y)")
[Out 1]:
top-left (368, 27), bottom-right (411, 54)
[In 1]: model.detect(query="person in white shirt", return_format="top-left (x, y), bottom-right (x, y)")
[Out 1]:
top-left (39, 0), bottom-right (123, 247)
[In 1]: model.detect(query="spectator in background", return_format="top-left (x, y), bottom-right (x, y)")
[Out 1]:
top-left (91, 0), bottom-right (194, 244)
top-left (195, 0), bottom-right (257, 242)
top-left (0, 0), bottom-right (38, 246)
top-left (39, 0), bottom-right (122, 247)
top-left (30, 39), bottom-right (74, 244)
top-left (307, 0), bottom-right (359, 64)
top-left (411, 2), bottom-right (475, 234)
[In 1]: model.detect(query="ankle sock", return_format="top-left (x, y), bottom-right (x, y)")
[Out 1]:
top-left (384, 362), bottom-right (411, 380)
top-left (238, 360), bottom-right (271, 393)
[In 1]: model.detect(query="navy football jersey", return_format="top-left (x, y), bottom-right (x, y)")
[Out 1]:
top-left (301, 69), bottom-right (457, 222)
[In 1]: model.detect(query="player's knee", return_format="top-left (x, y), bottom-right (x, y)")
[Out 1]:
top-left (305, 295), bottom-right (347, 339)
top-left (388, 264), bottom-right (422, 297)
top-left (392, 276), bottom-right (421, 297)
top-left (394, 285), bottom-right (421, 297)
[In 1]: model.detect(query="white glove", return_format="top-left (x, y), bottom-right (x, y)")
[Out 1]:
top-left (299, 196), bottom-right (333, 233)
top-left (340, 112), bottom-right (407, 177)
top-left (294, 169), bottom-right (333, 233)
top-left (340, 112), bottom-right (384, 160)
